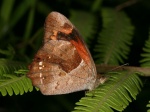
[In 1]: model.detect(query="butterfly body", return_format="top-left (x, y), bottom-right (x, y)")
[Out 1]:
top-left (27, 12), bottom-right (101, 95)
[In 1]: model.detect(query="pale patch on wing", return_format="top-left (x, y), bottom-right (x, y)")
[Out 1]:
top-left (39, 61), bottom-right (43, 65)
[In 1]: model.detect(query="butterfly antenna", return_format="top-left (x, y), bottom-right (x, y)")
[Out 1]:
top-left (108, 63), bottom-right (129, 72)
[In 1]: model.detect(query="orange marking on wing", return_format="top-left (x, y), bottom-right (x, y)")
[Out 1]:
top-left (70, 38), bottom-right (91, 66)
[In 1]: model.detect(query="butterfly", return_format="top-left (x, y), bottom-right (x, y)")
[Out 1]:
top-left (27, 12), bottom-right (103, 95)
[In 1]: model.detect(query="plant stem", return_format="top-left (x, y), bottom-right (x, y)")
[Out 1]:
top-left (96, 65), bottom-right (150, 77)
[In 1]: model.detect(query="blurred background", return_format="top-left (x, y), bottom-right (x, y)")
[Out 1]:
top-left (0, 0), bottom-right (150, 112)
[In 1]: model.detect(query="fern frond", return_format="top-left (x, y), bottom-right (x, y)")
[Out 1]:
top-left (0, 74), bottom-right (33, 96)
top-left (95, 8), bottom-right (134, 65)
top-left (140, 30), bottom-right (150, 67)
top-left (147, 101), bottom-right (150, 112)
top-left (0, 59), bottom-right (33, 96)
top-left (0, 45), bottom-right (15, 59)
top-left (0, 59), bottom-right (26, 77)
top-left (73, 71), bottom-right (142, 112)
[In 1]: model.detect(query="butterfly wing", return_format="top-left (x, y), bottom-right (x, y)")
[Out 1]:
top-left (27, 12), bottom-right (98, 95)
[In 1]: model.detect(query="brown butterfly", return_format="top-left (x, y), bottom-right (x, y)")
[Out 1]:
top-left (27, 12), bottom-right (103, 95)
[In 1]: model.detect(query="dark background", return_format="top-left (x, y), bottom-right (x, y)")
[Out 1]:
top-left (0, 0), bottom-right (150, 112)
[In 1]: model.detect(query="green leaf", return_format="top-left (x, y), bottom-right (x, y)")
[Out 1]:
top-left (0, 59), bottom-right (34, 96)
top-left (0, 59), bottom-right (26, 77)
top-left (73, 71), bottom-right (143, 112)
top-left (91, 0), bottom-right (103, 12)
top-left (95, 8), bottom-right (134, 65)
top-left (0, 74), bottom-right (33, 96)
top-left (140, 29), bottom-right (150, 67)
top-left (0, 45), bottom-right (15, 59)
top-left (10, 0), bottom-right (30, 28)
top-left (23, 1), bottom-right (35, 42)
top-left (147, 101), bottom-right (150, 112)
top-left (0, 0), bottom-right (15, 22)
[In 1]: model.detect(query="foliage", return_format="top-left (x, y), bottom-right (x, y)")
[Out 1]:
top-left (94, 8), bottom-right (134, 65)
top-left (0, 59), bottom-right (33, 96)
top-left (0, 0), bottom-right (150, 112)
top-left (73, 72), bottom-right (142, 112)
top-left (140, 30), bottom-right (150, 67)
top-left (147, 101), bottom-right (150, 112)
